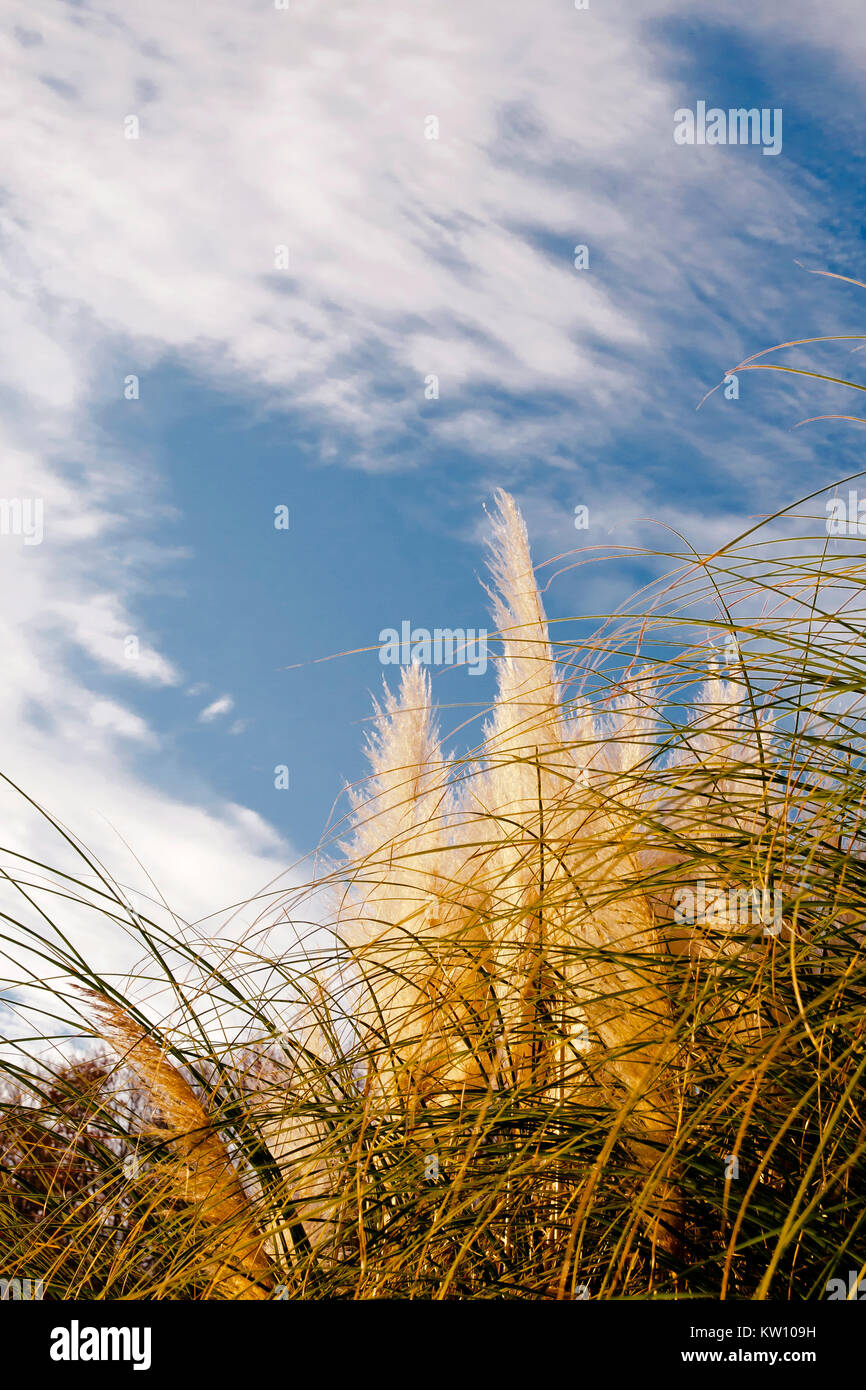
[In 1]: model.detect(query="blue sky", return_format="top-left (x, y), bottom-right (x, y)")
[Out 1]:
top-left (2, 0), bottom-right (865, 939)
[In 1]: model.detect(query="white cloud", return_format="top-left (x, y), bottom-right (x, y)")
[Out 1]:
top-left (88, 698), bottom-right (155, 744)
top-left (199, 695), bottom-right (235, 723)
top-left (54, 593), bottom-right (180, 686)
top-left (2, 0), bottom-right (826, 457)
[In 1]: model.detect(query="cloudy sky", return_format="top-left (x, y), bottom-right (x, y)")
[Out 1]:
top-left (1, 0), bottom-right (864, 958)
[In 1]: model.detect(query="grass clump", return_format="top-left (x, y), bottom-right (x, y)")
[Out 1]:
top-left (1, 476), bottom-right (865, 1300)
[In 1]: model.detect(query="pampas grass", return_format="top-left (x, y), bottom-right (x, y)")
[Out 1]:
top-left (1, 470), bottom-right (865, 1300)
top-left (85, 993), bottom-right (273, 1299)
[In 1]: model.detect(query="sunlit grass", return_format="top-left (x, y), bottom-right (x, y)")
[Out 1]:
top-left (1, 471), bottom-right (864, 1300)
